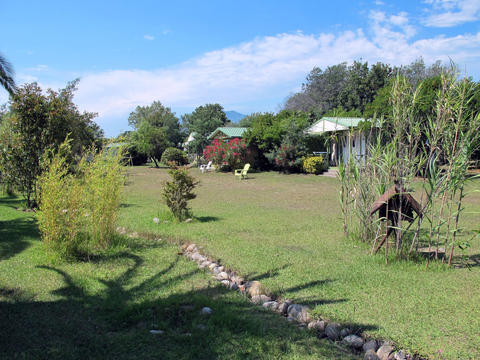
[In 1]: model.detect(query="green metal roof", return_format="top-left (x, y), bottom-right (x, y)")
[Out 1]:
top-left (322, 117), bottom-right (365, 127)
top-left (208, 127), bottom-right (248, 139)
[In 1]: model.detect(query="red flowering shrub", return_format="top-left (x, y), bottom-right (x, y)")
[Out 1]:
top-left (203, 137), bottom-right (248, 171)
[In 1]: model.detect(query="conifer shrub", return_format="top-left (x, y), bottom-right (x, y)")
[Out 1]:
top-left (162, 167), bottom-right (198, 220)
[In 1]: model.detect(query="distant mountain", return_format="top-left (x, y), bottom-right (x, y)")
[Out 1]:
top-left (225, 111), bottom-right (246, 123)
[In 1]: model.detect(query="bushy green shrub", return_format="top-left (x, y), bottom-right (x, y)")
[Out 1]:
top-left (162, 167), bottom-right (198, 220)
top-left (38, 141), bottom-right (124, 259)
top-left (303, 156), bottom-right (328, 174)
top-left (161, 147), bottom-right (188, 166)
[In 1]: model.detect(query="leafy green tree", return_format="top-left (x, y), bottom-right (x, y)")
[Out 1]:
top-left (0, 81), bottom-right (101, 207)
top-left (0, 52), bottom-right (16, 96)
top-left (130, 120), bottom-right (169, 167)
top-left (183, 103), bottom-right (227, 155)
top-left (128, 101), bottom-right (182, 147)
top-left (285, 63), bottom-right (348, 114)
top-left (244, 110), bottom-right (313, 169)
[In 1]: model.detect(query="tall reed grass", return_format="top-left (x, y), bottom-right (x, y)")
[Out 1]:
top-left (338, 73), bottom-right (480, 264)
top-left (38, 140), bottom-right (125, 259)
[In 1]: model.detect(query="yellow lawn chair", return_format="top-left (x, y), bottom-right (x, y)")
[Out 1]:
top-left (234, 163), bottom-right (250, 180)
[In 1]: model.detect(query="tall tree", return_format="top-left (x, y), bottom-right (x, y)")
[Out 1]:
top-left (128, 101), bottom-right (182, 147)
top-left (183, 103), bottom-right (227, 155)
top-left (0, 53), bottom-right (16, 96)
top-left (0, 81), bottom-right (101, 207)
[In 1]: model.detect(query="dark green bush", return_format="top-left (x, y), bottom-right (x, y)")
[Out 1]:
top-left (162, 167), bottom-right (198, 221)
top-left (161, 147), bottom-right (188, 166)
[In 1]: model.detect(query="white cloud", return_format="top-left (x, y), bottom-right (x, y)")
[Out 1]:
top-left (423, 0), bottom-right (480, 27)
top-left (73, 25), bottom-right (480, 131)
top-left (25, 64), bottom-right (49, 72)
top-left (12, 9), bottom-right (480, 135)
top-left (143, 34), bottom-right (155, 40)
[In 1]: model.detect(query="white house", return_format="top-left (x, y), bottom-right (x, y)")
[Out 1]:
top-left (306, 117), bottom-right (370, 165)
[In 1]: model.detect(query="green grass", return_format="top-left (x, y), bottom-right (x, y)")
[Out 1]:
top-left (0, 194), bottom-right (357, 360)
top-left (118, 166), bottom-right (480, 360)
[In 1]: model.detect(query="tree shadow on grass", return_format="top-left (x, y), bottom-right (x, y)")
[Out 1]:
top-left (0, 250), bottom-right (361, 360)
top-left (0, 196), bottom-right (26, 209)
top-left (0, 217), bottom-right (38, 260)
top-left (195, 216), bottom-right (221, 223)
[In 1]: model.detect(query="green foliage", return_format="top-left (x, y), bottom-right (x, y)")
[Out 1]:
top-left (128, 101), bottom-right (182, 167)
top-left (161, 147), bottom-right (188, 166)
top-left (303, 156), bottom-right (327, 174)
top-left (0, 52), bottom-right (16, 96)
top-left (128, 101), bottom-right (183, 147)
top-left (37, 140), bottom-right (124, 259)
top-left (182, 103), bottom-right (227, 155)
top-left (244, 110), bottom-right (313, 170)
top-left (130, 120), bottom-right (169, 167)
top-left (162, 167), bottom-right (198, 220)
top-left (0, 81), bottom-right (102, 208)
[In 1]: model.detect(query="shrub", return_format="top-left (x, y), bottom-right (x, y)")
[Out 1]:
top-left (162, 167), bottom-right (198, 220)
top-left (269, 142), bottom-right (304, 173)
top-left (38, 141), bottom-right (124, 259)
top-left (161, 147), bottom-right (188, 166)
top-left (203, 138), bottom-right (248, 171)
top-left (303, 156), bottom-right (328, 174)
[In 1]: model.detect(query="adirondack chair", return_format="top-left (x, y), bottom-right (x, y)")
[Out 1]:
top-left (200, 161), bottom-right (213, 173)
top-left (234, 163), bottom-right (250, 179)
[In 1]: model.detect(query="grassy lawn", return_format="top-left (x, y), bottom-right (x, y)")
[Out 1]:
top-left (0, 194), bottom-right (357, 360)
top-left (118, 166), bottom-right (480, 360)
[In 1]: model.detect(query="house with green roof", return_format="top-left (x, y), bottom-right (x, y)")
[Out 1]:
top-left (207, 127), bottom-right (248, 141)
top-left (306, 117), bottom-right (370, 165)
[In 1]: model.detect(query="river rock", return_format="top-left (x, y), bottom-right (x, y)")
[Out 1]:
top-left (325, 322), bottom-right (341, 341)
top-left (278, 300), bottom-right (291, 315)
top-left (186, 244), bottom-right (197, 252)
top-left (200, 307), bottom-right (213, 315)
top-left (251, 295), bottom-right (272, 304)
top-left (217, 271), bottom-right (229, 280)
top-left (364, 350), bottom-right (380, 360)
top-left (287, 304), bottom-right (310, 323)
top-left (393, 351), bottom-right (407, 360)
top-left (377, 343), bottom-right (394, 360)
top-left (191, 253), bottom-right (204, 262)
top-left (262, 301), bottom-right (278, 310)
top-left (363, 340), bottom-right (378, 353)
top-left (340, 327), bottom-right (352, 338)
top-left (229, 282), bottom-right (239, 291)
top-left (342, 334), bottom-right (364, 349)
top-left (307, 320), bottom-right (326, 332)
top-left (221, 280), bottom-right (230, 287)
top-left (246, 281), bottom-right (267, 297)
top-left (208, 263), bottom-right (217, 270)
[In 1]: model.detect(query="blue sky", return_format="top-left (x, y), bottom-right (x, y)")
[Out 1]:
top-left (1, 0), bottom-right (480, 136)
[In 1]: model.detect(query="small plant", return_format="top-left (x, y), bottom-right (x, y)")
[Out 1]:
top-left (162, 167), bottom-right (198, 220)
top-left (161, 147), bottom-right (188, 166)
top-left (303, 156), bottom-right (327, 174)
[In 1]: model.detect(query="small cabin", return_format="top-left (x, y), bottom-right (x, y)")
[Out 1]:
top-left (207, 127), bottom-right (248, 141)
top-left (306, 117), bottom-right (371, 166)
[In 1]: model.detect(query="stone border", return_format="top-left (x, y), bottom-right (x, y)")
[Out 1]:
top-left (181, 242), bottom-right (424, 360)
